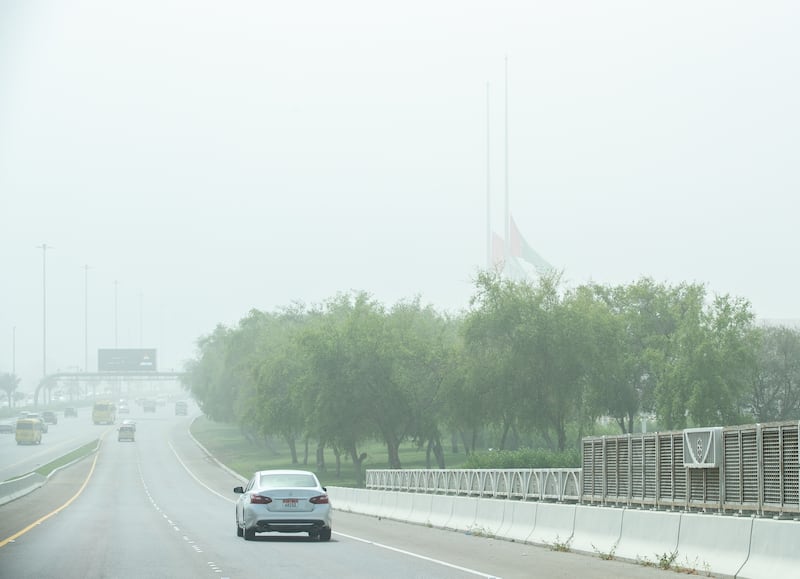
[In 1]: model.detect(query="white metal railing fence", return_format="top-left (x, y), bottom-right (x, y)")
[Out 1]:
top-left (365, 468), bottom-right (582, 502)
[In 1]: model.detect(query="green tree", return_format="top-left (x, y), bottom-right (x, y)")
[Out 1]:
top-left (384, 298), bottom-right (453, 469)
top-left (247, 306), bottom-right (310, 463)
top-left (656, 287), bottom-right (757, 428)
top-left (585, 278), bottom-right (684, 433)
top-left (748, 325), bottom-right (800, 422)
top-left (0, 372), bottom-right (21, 408)
top-left (183, 324), bottom-right (238, 422)
top-left (463, 271), bottom-right (590, 451)
top-left (298, 293), bottom-right (381, 487)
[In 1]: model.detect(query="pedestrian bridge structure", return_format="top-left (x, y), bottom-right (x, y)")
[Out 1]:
top-left (34, 370), bottom-right (185, 405)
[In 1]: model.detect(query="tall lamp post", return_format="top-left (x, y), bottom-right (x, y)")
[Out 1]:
top-left (84, 265), bottom-right (91, 372)
top-left (114, 280), bottom-right (119, 348)
top-left (36, 244), bottom-right (51, 376)
top-left (36, 243), bottom-right (51, 406)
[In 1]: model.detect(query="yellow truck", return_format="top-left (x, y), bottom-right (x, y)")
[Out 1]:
top-left (92, 401), bottom-right (116, 425)
top-left (15, 418), bottom-right (43, 445)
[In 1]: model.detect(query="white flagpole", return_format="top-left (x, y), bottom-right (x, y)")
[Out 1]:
top-left (504, 55), bottom-right (510, 260)
top-left (486, 81), bottom-right (492, 269)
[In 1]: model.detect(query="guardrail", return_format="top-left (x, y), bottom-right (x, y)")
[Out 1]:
top-left (366, 420), bottom-right (800, 520)
top-left (366, 468), bottom-right (582, 502)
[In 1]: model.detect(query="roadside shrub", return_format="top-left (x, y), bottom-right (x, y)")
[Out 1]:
top-left (463, 447), bottom-right (581, 469)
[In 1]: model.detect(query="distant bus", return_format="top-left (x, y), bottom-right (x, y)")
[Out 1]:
top-left (92, 401), bottom-right (116, 425)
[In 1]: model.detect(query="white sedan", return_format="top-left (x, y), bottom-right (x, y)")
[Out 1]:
top-left (234, 469), bottom-right (332, 541)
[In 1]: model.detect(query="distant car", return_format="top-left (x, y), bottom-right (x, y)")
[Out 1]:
top-left (0, 421), bottom-right (14, 434)
top-left (42, 411), bottom-right (58, 425)
top-left (234, 469), bottom-right (332, 541)
top-left (117, 424), bottom-right (135, 442)
top-left (64, 407), bottom-right (78, 417)
top-left (25, 412), bottom-right (48, 433)
top-left (122, 419), bottom-right (136, 431)
top-left (118, 403), bottom-right (130, 414)
top-left (142, 400), bottom-right (156, 412)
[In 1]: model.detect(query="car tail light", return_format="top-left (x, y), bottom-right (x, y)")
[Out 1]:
top-left (309, 494), bottom-right (329, 505)
top-left (250, 494), bottom-right (272, 504)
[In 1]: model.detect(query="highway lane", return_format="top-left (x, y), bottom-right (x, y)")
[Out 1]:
top-left (0, 408), bottom-right (109, 482)
top-left (0, 409), bottom-right (687, 579)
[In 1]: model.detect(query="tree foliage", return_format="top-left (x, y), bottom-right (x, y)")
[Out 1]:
top-left (182, 275), bottom-right (795, 484)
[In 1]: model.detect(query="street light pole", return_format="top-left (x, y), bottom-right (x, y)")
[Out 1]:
top-left (114, 280), bottom-right (119, 348)
top-left (84, 265), bottom-right (90, 372)
top-left (138, 290), bottom-right (143, 348)
top-left (36, 244), bottom-right (51, 378)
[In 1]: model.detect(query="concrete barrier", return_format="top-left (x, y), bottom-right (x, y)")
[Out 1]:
top-left (375, 490), bottom-right (398, 519)
top-left (445, 495), bottom-right (480, 532)
top-left (499, 500), bottom-right (538, 543)
top-left (738, 517), bottom-right (800, 579)
top-left (570, 504), bottom-right (624, 555)
top-left (0, 472), bottom-right (46, 506)
top-left (472, 498), bottom-right (509, 537)
top-left (322, 487), bottom-right (800, 579)
top-left (406, 491), bottom-right (434, 526)
top-left (327, 486), bottom-right (352, 512)
top-left (675, 513), bottom-right (753, 577)
top-left (426, 494), bottom-right (455, 529)
top-left (615, 508), bottom-right (681, 564)
top-left (390, 491), bottom-right (415, 523)
top-left (527, 502), bottom-right (576, 547)
top-left (354, 488), bottom-right (384, 517)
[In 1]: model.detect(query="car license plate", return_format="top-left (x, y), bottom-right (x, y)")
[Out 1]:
top-left (283, 499), bottom-right (298, 508)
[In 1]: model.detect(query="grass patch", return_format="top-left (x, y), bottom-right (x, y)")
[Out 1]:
top-left (190, 416), bottom-right (472, 487)
top-left (33, 440), bottom-right (99, 478)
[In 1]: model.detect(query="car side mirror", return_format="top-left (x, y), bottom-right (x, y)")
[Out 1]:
top-left (233, 486), bottom-right (244, 494)
top-left (322, 486), bottom-right (327, 492)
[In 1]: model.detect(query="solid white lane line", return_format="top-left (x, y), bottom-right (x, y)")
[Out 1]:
top-left (335, 531), bottom-right (502, 578)
top-left (168, 440), bottom-right (234, 503)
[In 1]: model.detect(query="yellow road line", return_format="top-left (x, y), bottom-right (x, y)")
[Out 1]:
top-left (0, 453), bottom-right (99, 548)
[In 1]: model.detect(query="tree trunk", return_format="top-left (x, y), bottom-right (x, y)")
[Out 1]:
top-left (431, 435), bottom-right (445, 468)
top-left (451, 431), bottom-right (459, 454)
top-left (458, 430), bottom-right (471, 455)
top-left (316, 442), bottom-right (326, 472)
top-left (386, 435), bottom-right (402, 469)
top-left (349, 446), bottom-right (367, 488)
top-left (425, 440), bottom-right (432, 469)
top-left (616, 416), bottom-right (627, 434)
top-left (499, 419), bottom-right (511, 450)
top-left (286, 436), bottom-right (298, 464)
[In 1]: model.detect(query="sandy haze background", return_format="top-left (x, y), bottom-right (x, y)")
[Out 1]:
top-left (1, 1), bottom-right (798, 392)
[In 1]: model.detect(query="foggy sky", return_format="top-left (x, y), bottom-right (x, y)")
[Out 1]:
top-left (2, 1), bottom-right (799, 392)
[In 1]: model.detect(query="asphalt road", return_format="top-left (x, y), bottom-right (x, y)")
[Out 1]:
top-left (0, 408), bottom-right (690, 579)
top-left (0, 407), bottom-right (102, 482)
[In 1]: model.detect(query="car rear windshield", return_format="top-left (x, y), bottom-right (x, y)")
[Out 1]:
top-left (259, 473), bottom-right (317, 488)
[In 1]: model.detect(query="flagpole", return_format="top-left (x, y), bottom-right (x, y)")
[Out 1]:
top-left (504, 55), bottom-right (510, 260)
top-left (486, 81), bottom-right (491, 269)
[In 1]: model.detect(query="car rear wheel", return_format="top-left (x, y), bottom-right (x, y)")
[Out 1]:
top-left (236, 521), bottom-right (243, 537)
top-left (244, 527), bottom-right (256, 541)
top-left (319, 528), bottom-right (332, 541)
